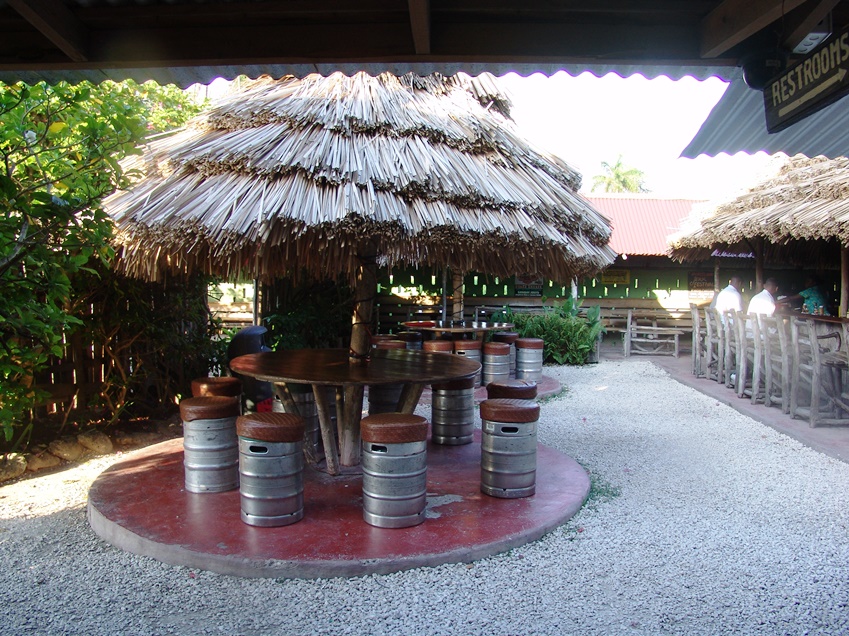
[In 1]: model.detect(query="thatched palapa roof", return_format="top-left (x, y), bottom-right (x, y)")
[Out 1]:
top-left (668, 155), bottom-right (849, 266)
top-left (106, 72), bottom-right (614, 284)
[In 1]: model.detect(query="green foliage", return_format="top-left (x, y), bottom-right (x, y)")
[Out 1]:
top-left (0, 79), bottom-right (205, 442)
top-left (590, 155), bottom-right (649, 193)
top-left (263, 279), bottom-right (353, 350)
top-left (498, 298), bottom-right (603, 365)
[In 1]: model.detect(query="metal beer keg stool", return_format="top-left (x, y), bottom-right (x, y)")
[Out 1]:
top-left (360, 413), bottom-right (429, 528)
top-left (453, 339), bottom-right (482, 387)
top-left (423, 339), bottom-right (454, 353)
top-left (479, 398), bottom-right (539, 499)
top-left (516, 337), bottom-right (545, 381)
top-left (486, 378), bottom-right (538, 402)
top-left (396, 330), bottom-right (423, 350)
top-left (430, 376), bottom-right (476, 445)
top-left (482, 341), bottom-right (510, 385)
top-left (236, 412), bottom-right (306, 527)
top-left (179, 395), bottom-right (241, 493)
top-left (491, 331), bottom-right (520, 377)
top-left (368, 340), bottom-right (407, 415)
top-left (190, 376), bottom-right (242, 398)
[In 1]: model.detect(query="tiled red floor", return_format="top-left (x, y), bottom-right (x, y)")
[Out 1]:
top-left (88, 379), bottom-right (587, 578)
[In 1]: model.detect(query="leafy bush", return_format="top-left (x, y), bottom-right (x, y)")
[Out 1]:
top-left (263, 278), bottom-right (353, 350)
top-left (497, 298), bottom-right (603, 365)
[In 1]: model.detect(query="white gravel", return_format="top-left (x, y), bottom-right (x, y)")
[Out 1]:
top-left (1, 359), bottom-right (848, 636)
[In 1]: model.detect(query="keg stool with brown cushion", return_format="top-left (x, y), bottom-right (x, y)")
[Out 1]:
top-left (515, 337), bottom-right (545, 381)
top-left (430, 376), bottom-right (476, 445)
top-left (179, 396), bottom-right (241, 493)
top-left (423, 339), bottom-right (454, 353)
top-left (191, 376), bottom-right (242, 398)
top-left (482, 341), bottom-right (510, 385)
top-left (453, 339), bottom-right (482, 387)
top-left (396, 331), bottom-right (424, 350)
top-left (486, 378), bottom-right (538, 401)
top-left (492, 331), bottom-right (520, 377)
top-left (368, 340), bottom-right (407, 414)
top-left (360, 413), bottom-right (429, 528)
top-left (236, 412), bottom-right (306, 527)
top-left (479, 398), bottom-right (540, 499)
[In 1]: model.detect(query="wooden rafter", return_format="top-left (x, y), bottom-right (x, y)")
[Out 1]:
top-left (700, 0), bottom-right (810, 58)
top-left (782, 0), bottom-right (840, 50)
top-left (408, 0), bottom-right (431, 55)
top-left (7, 0), bottom-right (88, 62)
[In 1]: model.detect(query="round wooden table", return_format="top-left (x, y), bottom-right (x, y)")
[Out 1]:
top-left (403, 320), bottom-right (514, 339)
top-left (230, 348), bottom-right (481, 474)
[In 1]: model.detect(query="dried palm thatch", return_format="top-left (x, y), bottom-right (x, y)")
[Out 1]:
top-left (668, 155), bottom-right (849, 265)
top-left (106, 72), bottom-right (614, 285)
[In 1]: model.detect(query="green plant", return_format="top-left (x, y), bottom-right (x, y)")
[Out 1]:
top-left (499, 297), bottom-right (604, 365)
top-left (262, 278), bottom-right (353, 350)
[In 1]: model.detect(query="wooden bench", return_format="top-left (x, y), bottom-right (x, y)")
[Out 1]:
top-left (624, 310), bottom-right (686, 357)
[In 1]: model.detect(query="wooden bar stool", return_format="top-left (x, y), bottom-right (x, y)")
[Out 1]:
top-left (790, 317), bottom-right (849, 427)
top-left (704, 308), bottom-right (725, 383)
top-left (758, 314), bottom-right (791, 413)
top-left (689, 303), bottom-right (706, 378)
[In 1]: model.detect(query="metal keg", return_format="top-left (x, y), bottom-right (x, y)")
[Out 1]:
top-left (237, 413), bottom-right (305, 527)
top-left (361, 414), bottom-right (429, 528)
top-left (423, 339), bottom-right (453, 354)
top-left (482, 341), bottom-right (510, 386)
top-left (453, 339), bottom-right (482, 387)
top-left (396, 330), bottom-right (423, 350)
top-left (479, 399), bottom-right (539, 499)
top-left (273, 383), bottom-right (322, 459)
top-left (516, 337), bottom-right (545, 381)
top-left (180, 396), bottom-right (240, 493)
top-left (367, 383), bottom-right (404, 415)
top-left (492, 332), bottom-right (519, 377)
top-left (430, 377), bottom-right (475, 445)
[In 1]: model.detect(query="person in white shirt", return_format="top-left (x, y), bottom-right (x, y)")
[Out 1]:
top-left (711, 276), bottom-right (744, 321)
top-left (747, 278), bottom-right (779, 316)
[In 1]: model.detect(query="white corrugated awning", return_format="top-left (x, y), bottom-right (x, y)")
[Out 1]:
top-left (681, 80), bottom-right (849, 159)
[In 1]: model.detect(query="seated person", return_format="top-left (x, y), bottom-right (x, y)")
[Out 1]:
top-left (711, 275), bottom-right (744, 322)
top-left (747, 278), bottom-right (779, 316)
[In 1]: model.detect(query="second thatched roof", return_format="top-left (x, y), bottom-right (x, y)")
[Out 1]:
top-left (106, 72), bottom-right (615, 284)
top-left (668, 155), bottom-right (849, 265)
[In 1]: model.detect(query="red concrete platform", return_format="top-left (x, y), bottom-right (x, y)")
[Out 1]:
top-left (88, 428), bottom-right (588, 579)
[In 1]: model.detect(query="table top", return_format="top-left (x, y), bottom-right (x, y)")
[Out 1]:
top-left (230, 348), bottom-right (481, 387)
top-left (404, 320), bottom-right (514, 334)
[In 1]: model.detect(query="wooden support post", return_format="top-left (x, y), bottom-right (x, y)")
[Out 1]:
top-left (841, 246), bottom-right (849, 317)
top-left (312, 384), bottom-right (340, 475)
top-left (451, 271), bottom-right (464, 321)
top-left (754, 238), bottom-right (764, 290)
top-left (714, 258), bottom-right (721, 293)
top-left (350, 249), bottom-right (377, 360)
top-left (338, 385), bottom-right (364, 466)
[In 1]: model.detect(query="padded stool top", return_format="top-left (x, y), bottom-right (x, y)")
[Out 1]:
top-left (515, 337), bottom-right (544, 350)
top-left (396, 331), bottom-right (424, 342)
top-left (236, 412), bottom-right (305, 442)
top-left (423, 340), bottom-right (454, 353)
top-left (480, 398), bottom-right (540, 423)
top-left (191, 376), bottom-right (242, 397)
top-left (361, 413), bottom-right (428, 443)
top-left (180, 396), bottom-right (240, 421)
top-left (486, 379), bottom-right (538, 400)
top-left (374, 339), bottom-right (407, 350)
top-left (483, 341), bottom-right (510, 355)
top-left (432, 376), bottom-right (476, 391)
top-left (492, 331), bottom-right (520, 344)
top-left (453, 339), bottom-right (482, 351)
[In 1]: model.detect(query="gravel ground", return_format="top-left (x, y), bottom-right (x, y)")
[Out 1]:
top-left (1, 359), bottom-right (848, 636)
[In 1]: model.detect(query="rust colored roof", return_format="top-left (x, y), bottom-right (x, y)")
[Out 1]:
top-left (586, 195), bottom-right (702, 257)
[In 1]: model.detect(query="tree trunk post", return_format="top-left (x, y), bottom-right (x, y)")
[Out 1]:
top-left (452, 271), bottom-right (464, 321)
top-left (841, 246), bottom-right (849, 317)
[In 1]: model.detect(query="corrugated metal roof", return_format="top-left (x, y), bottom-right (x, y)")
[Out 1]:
top-left (0, 62), bottom-right (742, 89)
top-left (586, 195), bottom-right (702, 256)
top-left (681, 80), bottom-right (849, 158)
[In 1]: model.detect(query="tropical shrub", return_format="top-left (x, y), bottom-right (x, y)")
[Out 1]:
top-left (497, 298), bottom-right (603, 365)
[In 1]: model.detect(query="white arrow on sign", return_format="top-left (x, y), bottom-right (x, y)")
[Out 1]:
top-left (779, 68), bottom-right (848, 117)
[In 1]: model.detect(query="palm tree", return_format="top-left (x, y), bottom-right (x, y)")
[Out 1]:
top-left (591, 155), bottom-right (649, 193)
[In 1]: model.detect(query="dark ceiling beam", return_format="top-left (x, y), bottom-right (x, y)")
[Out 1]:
top-left (782, 0), bottom-right (840, 50)
top-left (408, 0), bottom-right (431, 55)
top-left (700, 0), bottom-right (810, 58)
top-left (7, 0), bottom-right (88, 62)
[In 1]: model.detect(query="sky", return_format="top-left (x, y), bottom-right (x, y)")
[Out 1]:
top-left (499, 71), bottom-right (781, 201)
